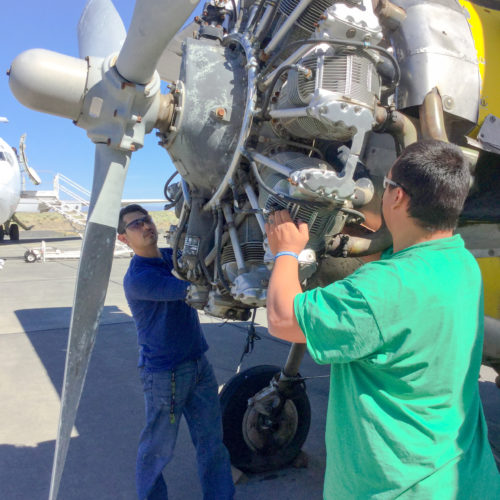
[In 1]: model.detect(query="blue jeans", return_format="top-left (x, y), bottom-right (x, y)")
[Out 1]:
top-left (136, 354), bottom-right (235, 500)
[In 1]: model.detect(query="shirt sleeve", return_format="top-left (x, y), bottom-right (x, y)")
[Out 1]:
top-left (294, 279), bottom-right (384, 364)
top-left (125, 266), bottom-right (189, 302)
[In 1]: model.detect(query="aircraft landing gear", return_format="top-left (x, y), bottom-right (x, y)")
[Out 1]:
top-left (0, 222), bottom-right (20, 241)
top-left (9, 223), bottom-right (19, 241)
top-left (220, 361), bottom-right (311, 473)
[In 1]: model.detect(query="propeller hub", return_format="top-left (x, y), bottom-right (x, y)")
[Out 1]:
top-left (9, 49), bottom-right (88, 121)
top-left (77, 54), bottom-right (161, 151)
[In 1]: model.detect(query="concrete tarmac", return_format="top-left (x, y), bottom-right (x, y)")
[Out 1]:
top-left (0, 232), bottom-right (498, 500)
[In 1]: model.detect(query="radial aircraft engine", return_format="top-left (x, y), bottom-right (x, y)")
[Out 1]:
top-left (8, 0), bottom-right (500, 496)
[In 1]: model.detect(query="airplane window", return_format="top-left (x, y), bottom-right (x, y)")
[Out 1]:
top-left (0, 150), bottom-right (14, 165)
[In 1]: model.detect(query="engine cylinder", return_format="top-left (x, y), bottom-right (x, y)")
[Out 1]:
top-left (274, 51), bottom-right (381, 140)
top-left (278, 0), bottom-right (336, 33)
top-left (257, 152), bottom-right (345, 251)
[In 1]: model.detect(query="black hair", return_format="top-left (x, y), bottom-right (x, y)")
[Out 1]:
top-left (390, 140), bottom-right (470, 231)
top-left (117, 204), bottom-right (148, 234)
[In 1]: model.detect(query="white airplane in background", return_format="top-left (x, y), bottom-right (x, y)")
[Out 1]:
top-left (0, 138), bottom-right (21, 241)
top-left (1, 118), bottom-right (165, 244)
top-left (0, 118), bottom-right (41, 241)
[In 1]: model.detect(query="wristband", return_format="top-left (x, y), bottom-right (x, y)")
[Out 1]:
top-left (274, 251), bottom-right (299, 261)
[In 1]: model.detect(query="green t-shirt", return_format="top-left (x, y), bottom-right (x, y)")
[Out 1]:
top-left (294, 235), bottom-right (500, 499)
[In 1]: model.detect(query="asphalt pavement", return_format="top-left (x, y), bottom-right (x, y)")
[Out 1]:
top-left (0, 231), bottom-right (498, 500)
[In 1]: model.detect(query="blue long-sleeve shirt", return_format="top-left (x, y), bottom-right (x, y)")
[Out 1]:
top-left (123, 248), bottom-right (208, 371)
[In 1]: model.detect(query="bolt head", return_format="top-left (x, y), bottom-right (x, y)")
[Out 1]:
top-left (443, 95), bottom-right (454, 110)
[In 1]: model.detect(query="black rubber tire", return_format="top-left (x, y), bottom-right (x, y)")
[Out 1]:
top-left (24, 250), bottom-right (37, 263)
top-left (219, 365), bottom-right (311, 473)
top-left (9, 224), bottom-right (19, 241)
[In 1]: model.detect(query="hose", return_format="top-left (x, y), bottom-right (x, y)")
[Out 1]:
top-left (259, 64), bottom-right (303, 120)
top-left (171, 203), bottom-right (190, 277)
top-left (163, 170), bottom-right (180, 202)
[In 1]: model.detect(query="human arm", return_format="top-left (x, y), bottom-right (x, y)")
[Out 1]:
top-left (265, 210), bottom-right (309, 343)
top-left (125, 266), bottom-right (189, 302)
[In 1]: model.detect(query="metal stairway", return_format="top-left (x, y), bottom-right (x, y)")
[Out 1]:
top-left (38, 173), bottom-right (131, 255)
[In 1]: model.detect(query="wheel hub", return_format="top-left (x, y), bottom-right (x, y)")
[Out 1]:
top-left (242, 399), bottom-right (298, 454)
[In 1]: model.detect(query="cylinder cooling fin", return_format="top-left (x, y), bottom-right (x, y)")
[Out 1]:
top-left (274, 49), bottom-right (381, 141)
top-left (291, 53), bottom-right (380, 107)
top-left (257, 152), bottom-right (345, 251)
top-left (278, 0), bottom-right (337, 33)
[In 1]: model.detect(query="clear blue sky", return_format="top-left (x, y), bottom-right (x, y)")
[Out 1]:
top-left (1, 1), bottom-right (203, 200)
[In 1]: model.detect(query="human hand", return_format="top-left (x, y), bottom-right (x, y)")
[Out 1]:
top-left (265, 210), bottom-right (309, 255)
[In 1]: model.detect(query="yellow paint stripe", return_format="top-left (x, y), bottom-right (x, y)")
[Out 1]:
top-left (460, 1), bottom-right (500, 135)
top-left (477, 257), bottom-right (500, 318)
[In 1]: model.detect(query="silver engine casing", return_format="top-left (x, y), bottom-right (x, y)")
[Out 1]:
top-left (162, 0), bottom-right (482, 319)
top-left (387, 0), bottom-right (480, 134)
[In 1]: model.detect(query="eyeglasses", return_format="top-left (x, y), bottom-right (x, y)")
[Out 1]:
top-left (125, 215), bottom-right (154, 231)
top-left (383, 176), bottom-right (411, 195)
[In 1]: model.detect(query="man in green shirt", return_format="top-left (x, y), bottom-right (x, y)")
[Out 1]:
top-left (265, 140), bottom-right (499, 498)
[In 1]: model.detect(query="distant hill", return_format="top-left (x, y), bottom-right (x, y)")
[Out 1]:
top-left (15, 210), bottom-right (179, 236)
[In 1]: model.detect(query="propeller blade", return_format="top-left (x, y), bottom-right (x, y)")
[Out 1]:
top-left (49, 144), bottom-right (131, 500)
top-left (78, 0), bottom-right (126, 58)
top-left (116, 0), bottom-right (199, 84)
top-left (156, 21), bottom-right (198, 82)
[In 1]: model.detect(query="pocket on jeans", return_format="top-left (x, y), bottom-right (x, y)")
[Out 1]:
top-left (150, 371), bottom-right (173, 405)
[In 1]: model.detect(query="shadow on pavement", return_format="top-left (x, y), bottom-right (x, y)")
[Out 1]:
top-left (1, 306), bottom-right (141, 500)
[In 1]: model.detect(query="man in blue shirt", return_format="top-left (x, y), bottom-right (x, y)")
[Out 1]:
top-left (117, 204), bottom-right (234, 500)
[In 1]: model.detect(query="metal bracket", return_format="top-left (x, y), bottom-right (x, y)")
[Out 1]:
top-left (477, 114), bottom-right (500, 154)
top-left (77, 54), bottom-right (161, 151)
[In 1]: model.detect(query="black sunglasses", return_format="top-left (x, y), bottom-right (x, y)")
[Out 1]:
top-left (125, 215), bottom-right (154, 231)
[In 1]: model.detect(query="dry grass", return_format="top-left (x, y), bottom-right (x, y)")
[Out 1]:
top-left (16, 212), bottom-right (76, 233)
top-left (149, 210), bottom-right (179, 233)
top-left (15, 210), bottom-right (178, 235)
